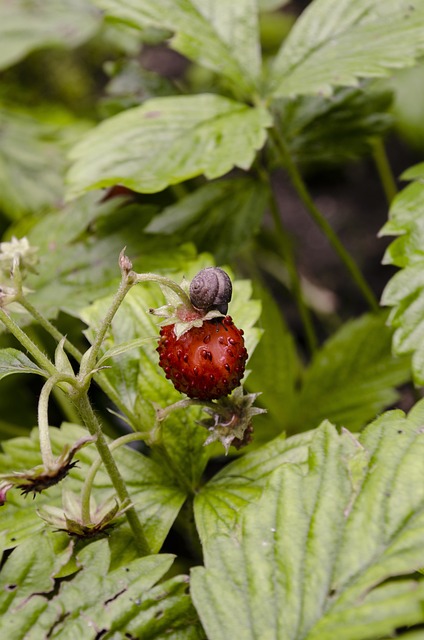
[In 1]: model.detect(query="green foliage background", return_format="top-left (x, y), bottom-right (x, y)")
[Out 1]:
top-left (1, 0), bottom-right (424, 637)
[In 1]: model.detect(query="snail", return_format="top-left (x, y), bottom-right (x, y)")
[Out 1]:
top-left (189, 267), bottom-right (232, 315)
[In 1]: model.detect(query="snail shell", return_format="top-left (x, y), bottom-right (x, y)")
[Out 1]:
top-left (189, 267), bottom-right (232, 315)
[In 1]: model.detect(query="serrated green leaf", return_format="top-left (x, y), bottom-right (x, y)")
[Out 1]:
top-left (270, 0), bottom-right (424, 98)
top-left (286, 312), bottom-right (411, 433)
top-left (145, 178), bottom-right (269, 263)
top-left (0, 0), bottom-right (101, 71)
top-left (0, 423), bottom-right (186, 555)
top-left (380, 166), bottom-right (424, 384)
top-left (66, 95), bottom-right (272, 199)
top-left (0, 348), bottom-right (46, 380)
top-left (194, 429), bottom-right (312, 547)
top-left (95, 0), bottom-right (261, 95)
top-left (0, 537), bottom-right (202, 639)
top-left (0, 533), bottom-right (73, 616)
top-left (191, 413), bottom-right (424, 639)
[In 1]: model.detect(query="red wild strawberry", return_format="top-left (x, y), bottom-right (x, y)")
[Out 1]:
top-left (157, 316), bottom-right (248, 400)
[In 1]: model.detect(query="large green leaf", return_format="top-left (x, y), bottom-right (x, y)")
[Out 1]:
top-left (380, 164), bottom-right (424, 384)
top-left (0, 0), bottom-right (101, 71)
top-left (145, 178), bottom-right (269, 262)
top-left (0, 423), bottom-right (186, 556)
top-left (80, 259), bottom-right (262, 483)
top-left (0, 348), bottom-right (47, 380)
top-left (191, 410), bottom-right (424, 639)
top-left (95, 0), bottom-right (261, 95)
top-left (66, 95), bottom-right (272, 199)
top-left (287, 311), bottom-right (411, 433)
top-left (0, 537), bottom-right (203, 639)
top-left (270, 0), bottom-right (424, 98)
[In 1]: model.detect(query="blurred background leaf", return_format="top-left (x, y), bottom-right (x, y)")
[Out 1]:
top-left (0, 0), bottom-right (102, 71)
top-left (145, 178), bottom-right (269, 263)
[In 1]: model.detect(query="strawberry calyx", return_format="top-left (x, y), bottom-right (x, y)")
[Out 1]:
top-left (200, 388), bottom-right (266, 453)
top-left (155, 388), bottom-right (266, 454)
top-left (149, 276), bottom-right (224, 338)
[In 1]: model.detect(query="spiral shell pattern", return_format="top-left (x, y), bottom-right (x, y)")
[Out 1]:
top-left (189, 267), bottom-right (232, 315)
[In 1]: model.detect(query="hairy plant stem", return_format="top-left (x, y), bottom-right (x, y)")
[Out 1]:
top-left (372, 138), bottom-right (398, 205)
top-left (82, 274), bottom-right (135, 377)
top-left (270, 124), bottom-right (379, 312)
top-left (81, 432), bottom-right (147, 525)
top-left (37, 376), bottom-right (62, 470)
top-left (265, 172), bottom-right (318, 354)
top-left (74, 390), bottom-right (150, 555)
top-left (155, 397), bottom-right (225, 423)
top-left (0, 308), bottom-right (57, 376)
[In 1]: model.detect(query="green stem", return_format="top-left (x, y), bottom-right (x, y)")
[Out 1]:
top-left (81, 432), bottom-right (147, 525)
top-left (23, 324), bottom-right (81, 424)
top-left (74, 391), bottom-right (150, 555)
top-left (270, 126), bottom-right (379, 312)
top-left (155, 397), bottom-right (230, 423)
top-left (266, 175), bottom-right (318, 354)
top-left (37, 376), bottom-right (60, 470)
top-left (372, 138), bottom-right (398, 205)
top-left (17, 295), bottom-right (83, 364)
top-left (52, 386), bottom-right (81, 424)
top-left (82, 274), bottom-right (134, 376)
top-left (0, 308), bottom-right (58, 376)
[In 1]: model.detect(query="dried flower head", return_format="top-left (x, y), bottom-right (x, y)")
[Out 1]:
top-left (38, 491), bottom-right (131, 538)
top-left (0, 436), bottom-right (95, 503)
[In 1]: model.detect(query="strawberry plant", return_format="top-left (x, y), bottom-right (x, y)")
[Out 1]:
top-left (2, 0), bottom-right (424, 638)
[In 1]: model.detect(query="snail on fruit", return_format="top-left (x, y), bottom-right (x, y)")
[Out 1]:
top-left (189, 267), bottom-right (232, 315)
